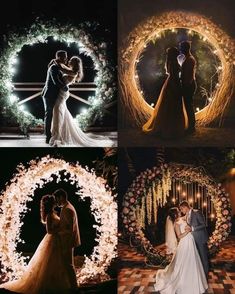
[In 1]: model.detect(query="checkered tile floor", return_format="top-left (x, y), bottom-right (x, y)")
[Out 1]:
top-left (118, 236), bottom-right (235, 294)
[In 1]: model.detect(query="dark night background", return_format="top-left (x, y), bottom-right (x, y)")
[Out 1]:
top-left (118, 0), bottom-right (235, 40)
top-left (0, 148), bottom-right (116, 258)
top-left (118, 0), bottom-right (235, 129)
top-left (118, 148), bottom-right (235, 245)
top-left (0, 0), bottom-right (117, 127)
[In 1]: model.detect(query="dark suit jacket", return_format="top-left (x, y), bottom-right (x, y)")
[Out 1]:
top-left (189, 209), bottom-right (209, 243)
top-left (42, 63), bottom-right (67, 106)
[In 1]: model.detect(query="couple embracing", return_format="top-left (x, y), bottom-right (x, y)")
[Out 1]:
top-left (42, 50), bottom-right (113, 147)
top-left (143, 41), bottom-right (197, 139)
top-left (1, 189), bottom-right (80, 294)
top-left (155, 201), bottom-right (209, 294)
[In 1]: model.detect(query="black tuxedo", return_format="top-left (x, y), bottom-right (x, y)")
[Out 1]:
top-left (42, 62), bottom-right (68, 141)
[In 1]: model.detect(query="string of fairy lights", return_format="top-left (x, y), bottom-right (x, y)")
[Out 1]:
top-left (122, 163), bottom-right (232, 259)
top-left (0, 156), bottom-right (117, 284)
top-left (120, 11), bottom-right (235, 127)
top-left (134, 28), bottom-right (221, 113)
top-left (0, 20), bottom-right (116, 133)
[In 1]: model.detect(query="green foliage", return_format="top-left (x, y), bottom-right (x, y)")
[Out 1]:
top-left (0, 19), bottom-right (116, 134)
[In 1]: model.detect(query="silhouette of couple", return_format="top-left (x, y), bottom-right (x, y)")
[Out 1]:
top-left (142, 41), bottom-right (197, 139)
top-left (42, 50), bottom-right (113, 147)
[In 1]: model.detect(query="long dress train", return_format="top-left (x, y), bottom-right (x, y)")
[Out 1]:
top-left (154, 218), bottom-right (208, 294)
top-left (49, 76), bottom-right (114, 147)
top-left (142, 63), bottom-right (188, 139)
top-left (0, 213), bottom-right (72, 294)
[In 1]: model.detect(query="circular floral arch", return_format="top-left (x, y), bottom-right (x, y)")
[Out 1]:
top-left (122, 163), bottom-right (232, 261)
top-left (0, 156), bottom-right (117, 284)
top-left (0, 20), bottom-right (116, 132)
top-left (120, 11), bottom-right (235, 127)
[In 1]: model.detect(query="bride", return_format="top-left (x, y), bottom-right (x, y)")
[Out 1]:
top-left (154, 207), bottom-right (208, 294)
top-left (49, 56), bottom-right (114, 147)
top-left (142, 47), bottom-right (188, 139)
top-left (0, 195), bottom-right (72, 294)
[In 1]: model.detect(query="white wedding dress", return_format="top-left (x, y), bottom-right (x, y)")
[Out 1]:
top-left (154, 218), bottom-right (208, 294)
top-left (49, 75), bottom-right (114, 147)
top-left (0, 213), bottom-right (72, 294)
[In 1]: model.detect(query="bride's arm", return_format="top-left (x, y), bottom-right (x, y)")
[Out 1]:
top-left (174, 223), bottom-right (190, 239)
top-left (59, 63), bottom-right (76, 76)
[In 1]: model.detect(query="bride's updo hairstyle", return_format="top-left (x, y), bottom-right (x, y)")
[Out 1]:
top-left (165, 47), bottom-right (180, 75)
top-left (168, 207), bottom-right (180, 223)
top-left (40, 194), bottom-right (56, 224)
top-left (69, 56), bottom-right (84, 83)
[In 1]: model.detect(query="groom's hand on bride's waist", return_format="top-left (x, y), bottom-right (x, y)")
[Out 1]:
top-left (62, 85), bottom-right (69, 91)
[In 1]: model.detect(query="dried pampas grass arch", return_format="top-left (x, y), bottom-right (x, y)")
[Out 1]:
top-left (120, 11), bottom-right (235, 127)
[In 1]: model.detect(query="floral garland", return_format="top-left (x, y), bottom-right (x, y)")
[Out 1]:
top-left (0, 19), bottom-right (116, 134)
top-left (0, 156), bottom-right (117, 284)
top-left (119, 11), bottom-right (235, 127)
top-left (122, 163), bottom-right (232, 262)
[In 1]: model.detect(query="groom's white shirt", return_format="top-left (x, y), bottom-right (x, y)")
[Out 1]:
top-left (59, 200), bottom-right (81, 248)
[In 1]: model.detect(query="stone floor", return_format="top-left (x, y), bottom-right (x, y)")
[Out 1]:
top-left (119, 128), bottom-right (235, 147)
top-left (0, 132), bottom-right (117, 147)
top-left (118, 236), bottom-right (235, 294)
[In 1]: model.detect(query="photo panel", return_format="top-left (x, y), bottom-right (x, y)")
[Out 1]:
top-left (0, 147), bottom-right (118, 293)
top-left (0, 0), bottom-right (117, 147)
top-left (118, 147), bottom-right (235, 293)
top-left (118, 0), bottom-right (235, 147)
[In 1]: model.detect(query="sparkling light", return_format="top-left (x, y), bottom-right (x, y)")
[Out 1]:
top-left (122, 163), bottom-right (232, 259)
top-left (0, 21), bottom-right (115, 132)
top-left (81, 108), bottom-right (88, 114)
top-left (0, 156), bottom-right (117, 284)
top-left (120, 11), bottom-right (235, 127)
top-left (10, 95), bottom-right (18, 103)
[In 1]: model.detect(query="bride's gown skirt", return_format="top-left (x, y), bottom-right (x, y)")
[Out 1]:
top-left (142, 75), bottom-right (188, 138)
top-left (50, 89), bottom-right (114, 147)
top-left (0, 233), bottom-right (71, 294)
top-left (154, 219), bottom-right (208, 294)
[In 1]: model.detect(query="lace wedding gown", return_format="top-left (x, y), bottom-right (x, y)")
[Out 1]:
top-left (0, 213), bottom-right (72, 294)
top-left (154, 218), bottom-right (208, 294)
top-left (49, 75), bottom-right (114, 147)
top-left (142, 62), bottom-right (188, 139)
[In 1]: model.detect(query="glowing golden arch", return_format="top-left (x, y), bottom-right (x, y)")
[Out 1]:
top-left (120, 11), bottom-right (235, 127)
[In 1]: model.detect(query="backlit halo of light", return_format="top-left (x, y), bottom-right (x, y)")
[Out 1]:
top-left (120, 11), bottom-right (235, 127)
top-left (0, 20), bottom-right (116, 133)
top-left (0, 156), bottom-right (117, 284)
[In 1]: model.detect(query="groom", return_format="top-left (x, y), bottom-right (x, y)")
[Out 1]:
top-left (54, 188), bottom-right (81, 290)
top-left (179, 200), bottom-right (209, 277)
top-left (179, 41), bottom-right (197, 134)
top-left (42, 50), bottom-right (69, 144)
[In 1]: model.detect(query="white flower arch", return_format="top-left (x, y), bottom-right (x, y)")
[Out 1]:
top-left (122, 163), bottom-right (232, 259)
top-left (0, 21), bottom-right (116, 132)
top-left (0, 156), bottom-right (117, 284)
